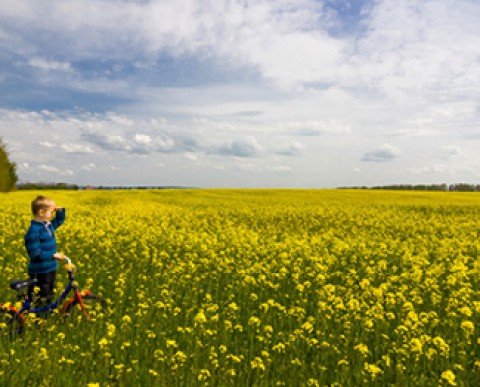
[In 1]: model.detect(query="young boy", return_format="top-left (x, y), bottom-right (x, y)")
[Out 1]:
top-left (24, 195), bottom-right (66, 304)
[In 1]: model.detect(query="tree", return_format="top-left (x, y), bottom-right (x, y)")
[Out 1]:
top-left (0, 137), bottom-right (18, 192)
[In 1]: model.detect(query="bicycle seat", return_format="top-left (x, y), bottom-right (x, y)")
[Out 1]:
top-left (10, 278), bottom-right (38, 291)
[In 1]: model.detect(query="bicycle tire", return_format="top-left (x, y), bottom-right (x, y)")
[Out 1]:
top-left (0, 307), bottom-right (24, 339)
top-left (63, 293), bottom-right (107, 319)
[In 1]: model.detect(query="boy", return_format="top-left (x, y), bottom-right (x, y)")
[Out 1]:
top-left (24, 195), bottom-right (66, 305)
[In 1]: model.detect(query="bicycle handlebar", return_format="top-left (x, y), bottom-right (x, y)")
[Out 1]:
top-left (63, 256), bottom-right (76, 273)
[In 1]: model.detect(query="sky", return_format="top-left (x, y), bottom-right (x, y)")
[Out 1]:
top-left (0, 0), bottom-right (479, 188)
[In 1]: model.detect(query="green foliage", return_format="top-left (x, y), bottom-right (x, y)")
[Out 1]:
top-left (340, 184), bottom-right (480, 192)
top-left (0, 138), bottom-right (18, 192)
top-left (17, 182), bottom-right (79, 190)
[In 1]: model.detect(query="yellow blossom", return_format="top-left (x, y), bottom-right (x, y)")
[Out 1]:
top-left (364, 363), bottom-right (383, 379)
top-left (251, 357), bottom-right (266, 371)
top-left (194, 310), bottom-right (207, 326)
top-left (441, 370), bottom-right (456, 386)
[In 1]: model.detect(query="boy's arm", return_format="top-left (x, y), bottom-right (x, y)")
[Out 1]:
top-left (51, 207), bottom-right (66, 230)
top-left (24, 228), bottom-right (56, 261)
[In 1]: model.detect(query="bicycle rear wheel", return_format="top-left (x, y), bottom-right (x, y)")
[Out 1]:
top-left (63, 293), bottom-right (107, 320)
top-left (0, 307), bottom-right (24, 339)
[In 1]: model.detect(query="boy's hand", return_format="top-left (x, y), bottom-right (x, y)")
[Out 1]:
top-left (53, 252), bottom-right (65, 261)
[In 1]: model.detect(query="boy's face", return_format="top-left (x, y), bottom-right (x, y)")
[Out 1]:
top-left (36, 201), bottom-right (56, 221)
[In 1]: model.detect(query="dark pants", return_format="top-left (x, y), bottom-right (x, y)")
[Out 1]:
top-left (28, 271), bottom-right (57, 304)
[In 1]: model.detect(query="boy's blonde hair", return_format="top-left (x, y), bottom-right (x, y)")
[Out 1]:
top-left (31, 195), bottom-right (53, 215)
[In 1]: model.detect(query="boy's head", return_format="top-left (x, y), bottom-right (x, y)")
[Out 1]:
top-left (31, 195), bottom-right (56, 221)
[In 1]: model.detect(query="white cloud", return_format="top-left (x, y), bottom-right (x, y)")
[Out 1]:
top-left (184, 153), bottom-right (199, 162)
top-left (83, 129), bottom-right (183, 154)
top-left (0, 0), bottom-right (340, 88)
top-left (82, 131), bottom-right (132, 152)
top-left (1, 0), bottom-right (479, 101)
top-left (393, 101), bottom-right (479, 138)
top-left (38, 164), bottom-right (74, 176)
top-left (40, 141), bottom-right (56, 148)
top-left (438, 146), bottom-right (461, 160)
top-left (61, 143), bottom-right (94, 153)
top-left (134, 134), bottom-right (152, 144)
top-left (407, 164), bottom-right (446, 175)
top-left (28, 58), bottom-right (71, 72)
top-left (234, 163), bottom-right (292, 174)
top-left (235, 163), bottom-right (259, 172)
top-left (275, 141), bottom-right (305, 156)
top-left (231, 27), bottom-right (345, 89)
top-left (344, 0), bottom-right (480, 101)
top-left (81, 163), bottom-right (96, 171)
top-left (362, 143), bottom-right (401, 163)
top-left (38, 164), bottom-right (59, 173)
top-left (209, 136), bottom-right (264, 158)
top-left (287, 120), bottom-right (351, 136)
top-left (153, 137), bottom-right (176, 152)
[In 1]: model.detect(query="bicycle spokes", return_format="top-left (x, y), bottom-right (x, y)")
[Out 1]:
top-left (62, 291), bottom-right (106, 321)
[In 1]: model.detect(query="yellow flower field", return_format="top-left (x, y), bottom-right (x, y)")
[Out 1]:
top-left (0, 189), bottom-right (479, 386)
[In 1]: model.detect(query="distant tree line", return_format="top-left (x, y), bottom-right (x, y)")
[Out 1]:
top-left (16, 182), bottom-right (80, 190)
top-left (0, 138), bottom-right (18, 192)
top-left (16, 184), bottom-right (188, 190)
top-left (339, 184), bottom-right (480, 192)
top-left (94, 185), bottom-right (188, 190)
top-left (13, 182), bottom-right (480, 192)
top-left (372, 184), bottom-right (448, 191)
top-left (448, 183), bottom-right (480, 192)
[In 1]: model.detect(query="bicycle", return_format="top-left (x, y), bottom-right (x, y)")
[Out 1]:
top-left (0, 256), bottom-right (106, 338)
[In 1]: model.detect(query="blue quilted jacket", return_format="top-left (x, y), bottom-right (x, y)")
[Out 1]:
top-left (24, 208), bottom-right (66, 274)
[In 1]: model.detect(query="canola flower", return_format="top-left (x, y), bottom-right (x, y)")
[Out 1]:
top-left (442, 370), bottom-right (457, 386)
top-left (0, 189), bottom-right (479, 385)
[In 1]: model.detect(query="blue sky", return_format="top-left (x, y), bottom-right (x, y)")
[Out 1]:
top-left (1, 0), bottom-right (479, 187)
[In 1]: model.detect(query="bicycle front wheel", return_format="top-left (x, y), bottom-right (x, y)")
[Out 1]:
top-left (63, 293), bottom-right (107, 320)
top-left (0, 307), bottom-right (24, 339)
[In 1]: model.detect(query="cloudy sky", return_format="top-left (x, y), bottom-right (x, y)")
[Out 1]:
top-left (1, 0), bottom-right (479, 187)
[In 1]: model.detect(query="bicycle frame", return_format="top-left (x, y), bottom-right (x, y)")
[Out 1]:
top-left (15, 258), bottom-right (91, 319)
